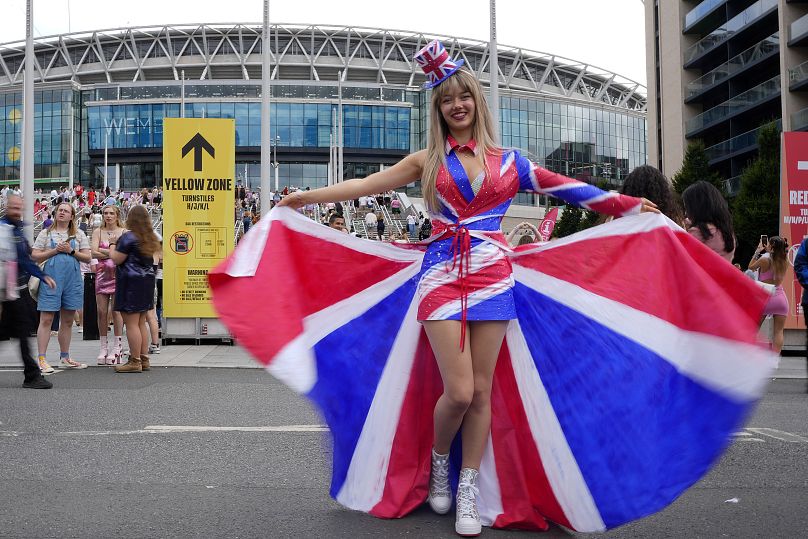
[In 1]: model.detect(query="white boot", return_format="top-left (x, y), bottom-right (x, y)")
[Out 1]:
top-left (427, 448), bottom-right (451, 515)
top-left (455, 468), bottom-right (481, 537)
top-left (97, 336), bottom-right (108, 365)
top-left (107, 336), bottom-right (123, 365)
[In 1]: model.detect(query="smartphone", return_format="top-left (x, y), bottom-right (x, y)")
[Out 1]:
top-left (760, 235), bottom-right (768, 245)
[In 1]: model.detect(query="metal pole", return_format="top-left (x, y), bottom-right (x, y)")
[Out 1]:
top-left (273, 136), bottom-right (279, 192)
top-left (327, 134), bottom-right (333, 187)
top-left (68, 101), bottom-right (74, 189)
top-left (260, 0), bottom-right (272, 214)
top-left (22, 0), bottom-right (34, 241)
top-left (489, 0), bottom-right (499, 140)
top-left (103, 131), bottom-right (108, 191)
top-left (337, 70), bottom-right (343, 183)
top-left (180, 70), bottom-right (185, 118)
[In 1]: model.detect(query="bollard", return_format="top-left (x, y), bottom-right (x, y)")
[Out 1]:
top-left (83, 273), bottom-right (100, 340)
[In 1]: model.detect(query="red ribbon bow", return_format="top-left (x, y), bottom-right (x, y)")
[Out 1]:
top-left (447, 224), bottom-right (473, 351)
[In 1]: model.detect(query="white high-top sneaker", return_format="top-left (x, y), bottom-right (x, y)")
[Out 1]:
top-left (427, 448), bottom-right (451, 515)
top-left (455, 467), bottom-right (481, 536)
top-left (107, 337), bottom-right (123, 365)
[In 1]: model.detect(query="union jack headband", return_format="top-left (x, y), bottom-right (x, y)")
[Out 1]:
top-left (414, 40), bottom-right (465, 89)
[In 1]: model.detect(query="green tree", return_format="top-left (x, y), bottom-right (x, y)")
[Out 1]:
top-left (672, 140), bottom-right (725, 195)
top-left (732, 122), bottom-right (780, 265)
top-left (577, 209), bottom-right (602, 232)
top-left (553, 206), bottom-right (583, 238)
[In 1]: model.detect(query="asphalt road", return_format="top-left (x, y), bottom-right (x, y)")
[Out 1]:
top-left (0, 368), bottom-right (805, 539)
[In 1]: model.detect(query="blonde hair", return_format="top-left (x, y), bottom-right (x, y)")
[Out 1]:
top-left (100, 204), bottom-right (124, 229)
top-left (422, 68), bottom-right (500, 211)
top-left (48, 202), bottom-right (77, 236)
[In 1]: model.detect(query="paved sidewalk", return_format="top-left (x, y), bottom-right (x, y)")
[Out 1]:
top-left (0, 326), bottom-right (258, 369)
top-left (1, 326), bottom-right (806, 377)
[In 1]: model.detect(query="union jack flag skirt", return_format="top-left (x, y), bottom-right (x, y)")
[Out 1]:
top-left (209, 208), bottom-right (776, 532)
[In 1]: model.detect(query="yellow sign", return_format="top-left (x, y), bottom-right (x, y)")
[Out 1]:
top-left (162, 118), bottom-right (235, 318)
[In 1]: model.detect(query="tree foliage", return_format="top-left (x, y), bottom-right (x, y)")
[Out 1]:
top-left (732, 122), bottom-right (780, 264)
top-left (672, 140), bottom-right (725, 195)
top-left (553, 206), bottom-right (583, 238)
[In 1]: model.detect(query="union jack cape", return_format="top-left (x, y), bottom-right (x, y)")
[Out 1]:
top-left (209, 207), bottom-right (776, 533)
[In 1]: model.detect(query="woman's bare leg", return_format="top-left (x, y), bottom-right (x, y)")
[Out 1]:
top-left (772, 315), bottom-right (786, 354)
top-left (96, 294), bottom-right (110, 337)
top-left (461, 321), bottom-right (509, 470)
top-left (57, 309), bottom-right (75, 354)
top-left (423, 320), bottom-right (473, 455)
top-left (36, 311), bottom-right (55, 355)
top-left (111, 298), bottom-right (124, 337)
top-left (122, 312), bottom-right (143, 358)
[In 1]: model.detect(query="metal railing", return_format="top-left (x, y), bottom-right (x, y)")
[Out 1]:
top-left (684, 0), bottom-right (728, 30)
top-left (687, 33), bottom-right (779, 99)
top-left (792, 107), bottom-right (808, 131)
top-left (685, 0), bottom-right (778, 64)
top-left (686, 75), bottom-right (781, 134)
top-left (789, 59), bottom-right (808, 89)
top-left (704, 119), bottom-right (782, 162)
top-left (791, 12), bottom-right (808, 43)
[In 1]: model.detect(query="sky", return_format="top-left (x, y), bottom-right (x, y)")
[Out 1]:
top-left (2, 0), bottom-right (648, 86)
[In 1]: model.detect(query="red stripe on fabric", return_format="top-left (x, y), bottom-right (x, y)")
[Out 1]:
top-left (209, 221), bottom-right (413, 366)
top-left (370, 330), bottom-right (442, 518)
top-left (417, 259), bottom-right (512, 319)
top-left (488, 344), bottom-right (566, 531)
top-left (514, 227), bottom-right (768, 343)
top-left (465, 152), bottom-right (518, 217)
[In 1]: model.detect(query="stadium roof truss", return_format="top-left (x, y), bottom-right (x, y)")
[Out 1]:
top-left (0, 24), bottom-right (646, 112)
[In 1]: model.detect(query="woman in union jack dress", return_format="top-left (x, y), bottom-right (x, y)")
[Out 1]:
top-left (212, 40), bottom-right (774, 537)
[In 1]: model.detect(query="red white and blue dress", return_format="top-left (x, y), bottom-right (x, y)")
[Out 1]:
top-left (417, 137), bottom-right (641, 328)
top-left (209, 140), bottom-right (776, 533)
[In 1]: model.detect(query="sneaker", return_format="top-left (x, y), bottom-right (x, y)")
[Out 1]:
top-left (77, 327), bottom-right (83, 334)
top-left (148, 343), bottom-right (161, 355)
top-left (59, 357), bottom-right (88, 369)
top-left (38, 357), bottom-right (55, 374)
top-left (455, 468), bottom-right (481, 537)
top-left (23, 376), bottom-right (53, 389)
top-left (428, 448), bottom-right (452, 515)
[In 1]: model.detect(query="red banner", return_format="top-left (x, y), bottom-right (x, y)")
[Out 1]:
top-left (539, 207), bottom-right (560, 242)
top-left (779, 132), bottom-right (808, 329)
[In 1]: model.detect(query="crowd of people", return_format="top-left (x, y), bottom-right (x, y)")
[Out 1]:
top-left (1, 186), bottom-right (163, 388)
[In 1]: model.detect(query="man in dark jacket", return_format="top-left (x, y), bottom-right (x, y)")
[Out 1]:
top-left (1, 194), bottom-right (56, 389)
top-left (792, 236), bottom-right (808, 391)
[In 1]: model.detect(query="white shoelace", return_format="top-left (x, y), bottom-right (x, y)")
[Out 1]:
top-left (430, 456), bottom-right (451, 497)
top-left (457, 477), bottom-right (480, 520)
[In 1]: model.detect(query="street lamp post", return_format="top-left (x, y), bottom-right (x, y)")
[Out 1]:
top-left (22, 0), bottom-right (34, 241)
top-left (260, 0), bottom-right (272, 214)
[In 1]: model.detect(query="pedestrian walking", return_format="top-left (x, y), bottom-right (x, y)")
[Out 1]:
top-left (0, 194), bottom-right (56, 388)
top-left (406, 213), bottom-right (417, 239)
top-left (90, 204), bottom-right (126, 364)
top-left (109, 205), bottom-right (160, 374)
top-left (792, 237), bottom-right (808, 391)
top-left (32, 202), bottom-right (92, 371)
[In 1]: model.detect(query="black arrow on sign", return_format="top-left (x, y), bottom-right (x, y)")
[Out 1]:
top-left (181, 133), bottom-right (215, 172)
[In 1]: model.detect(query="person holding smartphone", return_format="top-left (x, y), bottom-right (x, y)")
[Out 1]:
top-left (31, 201), bottom-right (92, 372)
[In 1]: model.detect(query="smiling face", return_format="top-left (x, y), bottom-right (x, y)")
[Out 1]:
top-left (438, 85), bottom-right (476, 136)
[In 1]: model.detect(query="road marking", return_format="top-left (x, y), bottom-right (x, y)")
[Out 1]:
top-left (746, 428), bottom-right (808, 443)
top-left (0, 424), bottom-right (329, 437)
top-left (143, 425), bottom-right (329, 433)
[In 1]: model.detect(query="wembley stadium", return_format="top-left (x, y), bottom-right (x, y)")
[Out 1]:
top-left (0, 23), bottom-right (647, 207)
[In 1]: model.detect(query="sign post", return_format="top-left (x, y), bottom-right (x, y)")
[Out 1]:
top-left (162, 118), bottom-right (235, 339)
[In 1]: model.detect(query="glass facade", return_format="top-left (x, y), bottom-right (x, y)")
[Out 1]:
top-left (87, 101), bottom-right (410, 151)
top-left (1, 81), bottom-right (646, 205)
top-left (0, 88), bottom-right (75, 183)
